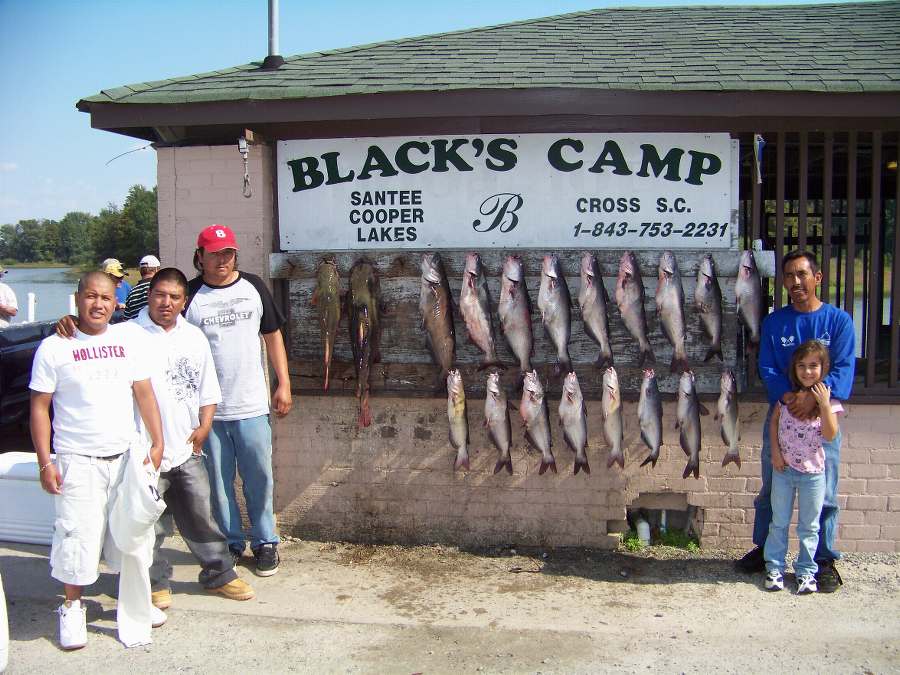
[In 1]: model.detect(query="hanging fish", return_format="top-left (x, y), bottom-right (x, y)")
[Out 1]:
top-left (579, 252), bottom-right (614, 369)
top-left (485, 372), bottom-right (512, 475)
top-left (735, 250), bottom-right (764, 350)
top-left (520, 370), bottom-right (555, 475)
top-left (676, 371), bottom-right (702, 479)
top-left (601, 367), bottom-right (625, 469)
top-left (716, 369), bottom-right (741, 468)
top-left (420, 253), bottom-right (456, 382)
top-left (558, 371), bottom-right (590, 475)
top-left (498, 255), bottom-right (534, 376)
top-left (637, 368), bottom-right (663, 468)
top-left (537, 254), bottom-right (573, 375)
top-left (312, 257), bottom-right (341, 392)
top-left (348, 260), bottom-right (380, 428)
top-left (447, 369), bottom-right (469, 471)
top-left (694, 254), bottom-right (724, 362)
top-left (615, 251), bottom-right (655, 367)
top-left (459, 252), bottom-right (503, 370)
top-left (656, 251), bottom-right (690, 374)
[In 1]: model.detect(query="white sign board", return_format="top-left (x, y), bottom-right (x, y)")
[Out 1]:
top-left (277, 133), bottom-right (738, 251)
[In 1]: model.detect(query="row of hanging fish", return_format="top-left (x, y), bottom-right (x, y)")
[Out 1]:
top-left (447, 367), bottom-right (742, 478)
top-left (419, 249), bottom-right (765, 379)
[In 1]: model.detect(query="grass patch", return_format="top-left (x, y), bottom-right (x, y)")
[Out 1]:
top-left (657, 528), bottom-right (700, 553)
top-left (621, 530), bottom-right (645, 552)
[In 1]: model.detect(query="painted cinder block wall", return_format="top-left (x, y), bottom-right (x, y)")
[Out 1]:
top-left (157, 143), bottom-right (900, 553)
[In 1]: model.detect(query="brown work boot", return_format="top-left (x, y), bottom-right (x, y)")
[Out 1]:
top-left (151, 588), bottom-right (172, 610)
top-left (206, 578), bottom-right (255, 601)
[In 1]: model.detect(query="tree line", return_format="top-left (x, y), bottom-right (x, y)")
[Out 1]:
top-left (0, 185), bottom-right (158, 266)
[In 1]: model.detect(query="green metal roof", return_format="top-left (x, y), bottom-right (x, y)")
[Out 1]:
top-left (79, 1), bottom-right (900, 107)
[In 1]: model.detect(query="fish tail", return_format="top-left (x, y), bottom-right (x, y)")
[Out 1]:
top-left (607, 450), bottom-right (625, 469)
top-left (539, 456), bottom-right (557, 475)
top-left (454, 447), bottom-right (470, 471)
top-left (478, 359), bottom-right (506, 372)
top-left (722, 452), bottom-right (742, 469)
top-left (574, 455), bottom-right (590, 475)
top-left (358, 394), bottom-right (371, 428)
top-left (683, 459), bottom-right (700, 479)
top-left (704, 347), bottom-right (723, 362)
top-left (638, 348), bottom-right (656, 367)
top-left (494, 457), bottom-right (513, 475)
top-left (639, 453), bottom-right (658, 469)
top-left (670, 355), bottom-right (690, 375)
top-left (595, 352), bottom-right (614, 369)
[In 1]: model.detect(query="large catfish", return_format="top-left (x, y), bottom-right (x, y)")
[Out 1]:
top-left (348, 260), bottom-right (380, 428)
top-left (579, 252), bottom-right (614, 369)
top-left (601, 367), bottom-right (625, 469)
top-left (716, 369), bottom-right (741, 469)
top-left (637, 368), bottom-right (663, 468)
top-left (676, 371), bottom-right (702, 479)
top-left (498, 255), bottom-right (534, 376)
top-left (537, 254), bottom-right (573, 375)
top-left (459, 252), bottom-right (502, 370)
top-left (484, 372), bottom-right (513, 475)
top-left (420, 253), bottom-right (456, 381)
top-left (447, 369), bottom-right (470, 471)
top-left (615, 251), bottom-right (655, 367)
top-left (735, 250), bottom-right (764, 350)
top-left (520, 370), bottom-right (556, 475)
top-left (312, 257), bottom-right (341, 392)
top-left (694, 254), bottom-right (724, 362)
top-left (656, 251), bottom-right (689, 374)
top-left (558, 372), bottom-right (590, 475)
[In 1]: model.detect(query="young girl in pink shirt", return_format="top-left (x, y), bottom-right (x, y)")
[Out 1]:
top-left (764, 339), bottom-right (842, 594)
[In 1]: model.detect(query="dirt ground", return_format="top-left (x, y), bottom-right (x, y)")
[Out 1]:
top-left (2, 537), bottom-right (899, 674)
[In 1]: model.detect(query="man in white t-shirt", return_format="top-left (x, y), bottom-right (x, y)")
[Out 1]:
top-left (30, 271), bottom-right (164, 651)
top-left (0, 265), bottom-right (18, 328)
top-left (185, 224), bottom-right (292, 577)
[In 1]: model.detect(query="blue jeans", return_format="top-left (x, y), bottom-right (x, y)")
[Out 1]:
top-left (764, 466), bottom-right (825, 577)
top-left (753, 405), bottom-right (842, 562)
top-left (204, 415), bottom-right (279, 551)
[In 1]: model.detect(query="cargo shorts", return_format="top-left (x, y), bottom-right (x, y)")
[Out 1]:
top-left (50, 453), bottom-right (125, 587)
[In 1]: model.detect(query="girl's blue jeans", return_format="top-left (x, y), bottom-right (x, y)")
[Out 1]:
top-left (764, 465), bottom-right (826, 577)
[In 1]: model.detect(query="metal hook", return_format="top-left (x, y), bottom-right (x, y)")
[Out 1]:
top-left (239, 136), bottom-right (252, 199)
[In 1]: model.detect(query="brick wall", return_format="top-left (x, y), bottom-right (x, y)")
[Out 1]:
top-left (156, 144), bottom-right (274, 281)
top-left (273, 398), bottom-right (900, 553)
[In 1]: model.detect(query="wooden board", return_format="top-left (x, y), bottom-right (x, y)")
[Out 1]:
top-left (275, 249), bottom-right (754, 398)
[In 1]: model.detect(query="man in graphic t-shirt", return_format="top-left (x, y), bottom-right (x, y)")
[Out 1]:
top-left (30, 271), bottom-right (164, 650)
top-left (184, 224), bottom-right (292, 577)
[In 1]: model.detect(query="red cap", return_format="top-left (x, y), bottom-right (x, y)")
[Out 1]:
top-left (197, 224), bottom-right (239, 252)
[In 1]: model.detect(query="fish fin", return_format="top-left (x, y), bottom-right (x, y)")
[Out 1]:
top-left (670, 355), bottom-right (690, 375)
top-left (559, 356), bottom-right (572, 375)
top-left (698, 402), bottom-right (710, 416)
top-left (639, 453), bottom-right (658, 468)
top-left (595, 353), bottom-right (614, 369)
top-left (494, 457), bottom-right (513, 475)
top-left (574, 456), bottom-right (590, 475)
top-left (683, 460), bottom-right (700, 479)
top-left (720, 427), bottom-right (729, 445)
top-left (639, 430), bottom-right (653, 452)
top-left (454, 447), bottom-right (470, 471)
top-left (704, 347), bottom-right (723, 362)
top-left (722, 452), bottom-right (741, 469)
top-left (606, 450), bottom-right (624, 469)
top-left (358, 396), bottom-right (371, 428)
top-left (638, 348), bottom-right (656, 367)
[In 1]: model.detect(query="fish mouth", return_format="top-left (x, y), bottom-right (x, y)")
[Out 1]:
top-left (643, 368), bottom-right (656, 378)
top-left (504, 260), bottom-right (523, 282)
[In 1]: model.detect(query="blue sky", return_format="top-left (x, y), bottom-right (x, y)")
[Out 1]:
top-left (0, 0), bottom-right (863, 225)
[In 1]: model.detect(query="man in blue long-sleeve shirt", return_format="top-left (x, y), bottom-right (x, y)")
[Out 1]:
top-left (735, 250), bottom-right (855, 592)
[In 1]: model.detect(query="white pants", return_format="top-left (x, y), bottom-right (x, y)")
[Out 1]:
top-left (50, 454), bottom-right (125, 587)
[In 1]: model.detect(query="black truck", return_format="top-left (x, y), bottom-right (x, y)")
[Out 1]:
top-left (0, 321), bottom-right (56, 428)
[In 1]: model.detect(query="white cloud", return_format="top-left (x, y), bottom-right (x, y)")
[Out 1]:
top-left (0, 162), bottom-right (18, 172)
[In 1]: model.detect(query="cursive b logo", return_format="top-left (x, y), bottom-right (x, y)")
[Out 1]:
top-left (473, 193), bottom-right (523, 233)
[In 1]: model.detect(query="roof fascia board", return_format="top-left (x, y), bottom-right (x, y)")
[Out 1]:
top-left (84, 89), bottom-right (900, 132)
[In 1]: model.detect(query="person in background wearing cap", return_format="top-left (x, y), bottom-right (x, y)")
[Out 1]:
top-left (101, 258), bottom-right (132, 315)
top-left (184, 224), bottom-right (292, 577)
top-left (0, 265), bottom-right (18, 328)
top-left (124, 255), bottom-right (161, 321)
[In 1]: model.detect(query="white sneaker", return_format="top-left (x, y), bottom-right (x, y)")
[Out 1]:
top-left (764, 570), bottom-right (784, 591)
top-left (150, 605), bottom-right (167, 628)
top-left (58, 600), bottom-right (87, 650)
top-left (797, 573), bottom-right (818, 595)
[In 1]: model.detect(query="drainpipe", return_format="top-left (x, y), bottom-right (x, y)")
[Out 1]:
top-left (261, 0), bottom-right (284, 70)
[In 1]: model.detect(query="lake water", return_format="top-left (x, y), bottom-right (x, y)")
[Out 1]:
top-left (3, 267), bottom-right (78, 323)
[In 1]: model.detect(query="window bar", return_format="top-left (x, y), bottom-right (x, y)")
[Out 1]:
top-left (822, 133), bottom-right (834, 305)
top-left (865, 132), bottom-right (882, 388)
top-left (891, 143), bottom-right (900, 389)
top-left (798, 131), bottom-right (808, 250)
top-left (845, 132), bottom-right (857, 318)
top-left (775, 132), bottom-right (786, 309)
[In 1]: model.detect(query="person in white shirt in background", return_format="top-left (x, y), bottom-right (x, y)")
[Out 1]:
top-left (30, 271), bottom-right (164, 651)
top-left (124, 254), bottom-right (161, 320)
top-left (0, 264), bottom-right (18, 328)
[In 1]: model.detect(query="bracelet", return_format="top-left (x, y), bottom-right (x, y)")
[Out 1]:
top-left (39, 461), bottom-right (53, 474)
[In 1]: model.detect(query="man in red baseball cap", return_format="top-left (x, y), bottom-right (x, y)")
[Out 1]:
top-left (183, 224), bottom-right (292, 577)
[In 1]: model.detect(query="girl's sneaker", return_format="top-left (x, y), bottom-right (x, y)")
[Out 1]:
top-left (797, 574), bottom-right (818, 595)
top-left (764, 570), bottom-right (784, 591)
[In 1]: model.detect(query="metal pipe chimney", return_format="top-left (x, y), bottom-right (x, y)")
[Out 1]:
top-left (262, 0), bottom-right (284, 70)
